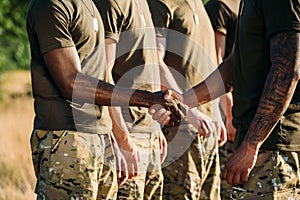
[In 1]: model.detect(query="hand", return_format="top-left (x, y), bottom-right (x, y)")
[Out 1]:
top-left (149, 89), bottom-right (187, 126)
top-left (114, 137), bottom-right (140, 180)
top-left (186, 107), bottom-right (214, 138)
top-left (223, 141), bottom-right (258, 184)
top-left (214, 120), bottom-right (227, 147)
top-left (158, 131), bottom-right (167, 163)
top-left (113, 144), bottom-right (128, 186)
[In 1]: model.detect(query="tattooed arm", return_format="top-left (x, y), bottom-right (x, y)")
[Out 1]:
top-left (244, 31), bottom-right (300, 148)
top-left (223, 30), bottom-right (300, 184)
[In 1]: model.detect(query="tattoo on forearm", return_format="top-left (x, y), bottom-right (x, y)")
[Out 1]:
top-left (245, 31), bottom-right (300, 145)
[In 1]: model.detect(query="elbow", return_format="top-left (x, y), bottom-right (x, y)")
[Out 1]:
top-left (58, 74), bottom-right (77, 101)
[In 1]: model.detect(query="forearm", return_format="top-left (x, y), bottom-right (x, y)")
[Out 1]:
top-left (159, 63), bottom-right (182, 92)
top-left (183, 54), bottom-right (234, 108)
top-left (220, 93), bottom-right (233, 119)
top-left (244, 31), bottom-right (300, 149)
top-left (71, 72), bottom-right (156, 107)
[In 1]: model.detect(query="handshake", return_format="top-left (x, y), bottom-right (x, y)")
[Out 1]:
top-left (148, 89), bottom-right (189, 127)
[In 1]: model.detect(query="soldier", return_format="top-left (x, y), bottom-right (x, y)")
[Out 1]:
top-left (148, 0), bottom-right (226, 199)
top-left (95, 0), bottom-right (167, 199)
top-left (156, 0), bottom-right (300, 199)
top-left (26, 0), bottom-right (183, 198)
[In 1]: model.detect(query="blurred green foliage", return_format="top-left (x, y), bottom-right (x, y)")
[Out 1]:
top-left (202, 0), bottom-right (210, 4)
top-left (0, 0), bottom-right (30, 73)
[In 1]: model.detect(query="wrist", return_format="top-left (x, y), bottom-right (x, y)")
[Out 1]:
top-left (242, 139), bottom-right (260, 153)
top-left (114, 134), bottom-right (134, 152)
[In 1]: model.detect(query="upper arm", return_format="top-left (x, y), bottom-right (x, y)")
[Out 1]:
top-left (269, 31), bottom-right (300, 77)
top-left (43, 46), bottom-right (81, 99)
top-left (156, 37), bottom-right (167, 63)
top-left (105, 38), bottom-right (117, 71)
top-left (214, 31), bottom-right (226, 64)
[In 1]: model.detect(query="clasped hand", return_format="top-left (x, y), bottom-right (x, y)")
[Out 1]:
top-left (149, 89), bottom-right (187, 126)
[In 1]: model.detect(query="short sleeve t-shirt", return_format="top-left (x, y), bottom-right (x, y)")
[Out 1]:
top-left (95, 0), bottom-right (161, 132)
top-left (148, 0), bottom-right (219, 120)
top-left (233, 0), bottom-right (300, 150)
top-left (26, 0), bottom-right (112, 134)
top-left (205, 0), bottom-right (240, 58)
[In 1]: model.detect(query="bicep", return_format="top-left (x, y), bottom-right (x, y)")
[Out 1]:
top-left (156, 37), bottom-right (167, 62)
top-left (105, 38), bottom-right (117, 70)
top-left (214, 31), bottom-right (226, 64)
top-left (43, 46), bottom-right (81, 98)
top-left (269, 31), bottom-right (300, 75)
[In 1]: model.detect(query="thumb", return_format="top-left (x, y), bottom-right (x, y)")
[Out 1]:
top-left (164, 89), bottom-right (173, 100)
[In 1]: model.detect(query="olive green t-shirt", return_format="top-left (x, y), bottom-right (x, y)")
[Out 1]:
top-left (233, 0), bottom-right (300, 151)
top-left (95, 0), bottom-right (160, 132)
top-left (26, 0), bottom-right (112, 134)
top-left (148, 0), bottom-right (220, 123)
top-left (205, 0), bottom-right (239, 58)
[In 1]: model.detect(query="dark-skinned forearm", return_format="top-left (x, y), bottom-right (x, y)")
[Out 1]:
top-left (72, 72), bottom-right (157, 108)
top-left (244, 31), bottom-right (300, 148)
top-left (183, 53), bottom-right (234, 108)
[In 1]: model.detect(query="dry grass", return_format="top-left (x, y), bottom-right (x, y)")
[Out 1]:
top-left (0, 70), bottom-right (36, 200)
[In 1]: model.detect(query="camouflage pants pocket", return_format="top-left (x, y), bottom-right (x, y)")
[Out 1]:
top-left (31, 130), bottom-right (117, 200)
top-left (231, 151), bottom-right (300, 200)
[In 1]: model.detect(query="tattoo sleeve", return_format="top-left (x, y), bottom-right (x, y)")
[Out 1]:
top-left (244, 31), bottom-right (300, 147)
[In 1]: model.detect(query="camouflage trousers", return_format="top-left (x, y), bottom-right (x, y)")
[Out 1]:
top-left (161, 124), bottom-right (221, 200)
top-left (117, 132), bottom-right (163, 200)
top-left (219, 141), bottom-right (235, 199)
top-left (231, 150), bottom-right (300, 200)
top-left (30, 129), bottom-right (118, 200)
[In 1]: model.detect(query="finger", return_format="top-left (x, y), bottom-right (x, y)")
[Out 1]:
top-left (127, 160), bottom-right (134, 179)
top-left (164, 89), bottom-right (173, 100)
top-left (234, 172), bottom-right (242, 185)
top-left (133, 151), bottom-right (140, 177)
top-left (149, 104), bottom-right (163, 115)
top-left (161, 117), bottom-right (171, 126)
top-left (222, 166), bottom-right (228, 180)
top-left (241, 170), bottom-right (250, 183)
top-left (200, 122), bottom-right (210, 136)
top-left (198, 124), bottom-right (206, 138)
top-left (133, 161), bottom-right (138, 177)
top-left (116, 169), bottom-right (122, 179)
top-left (118, 177), bottom-right (126, 186)
top-left (151, 107), bottom-right (169, 121)
top-left (226, 167), bottom-right (234, 185)
top-left (118, 169), bottom-right (128, 186)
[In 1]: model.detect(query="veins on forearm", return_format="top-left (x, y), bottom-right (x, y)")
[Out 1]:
top-left (245, 31), bottom-right (300, 146)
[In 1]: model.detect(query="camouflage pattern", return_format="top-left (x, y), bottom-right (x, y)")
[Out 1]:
top-left (117, 132), bottom-right (163, 200)
top-left (219, 141), bottom-right (235, 199)
top-left (30, 129), bottom-right (118, 200)
top-left (162, 124), bottom-right (221, 200)
top-left (231, 150), bottom-right (300, 200)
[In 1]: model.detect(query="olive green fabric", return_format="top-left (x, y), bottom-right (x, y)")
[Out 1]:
top-left (95, 0), bottom-right (161, 133)
top-left (148, 0), bottom-right (217, 89)
top-left (232, 0), bottom-right (300, 151)
top-left (205, 0), bottom-right (239, 58)
top-left (26, 0), bottom-right (112, 134)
